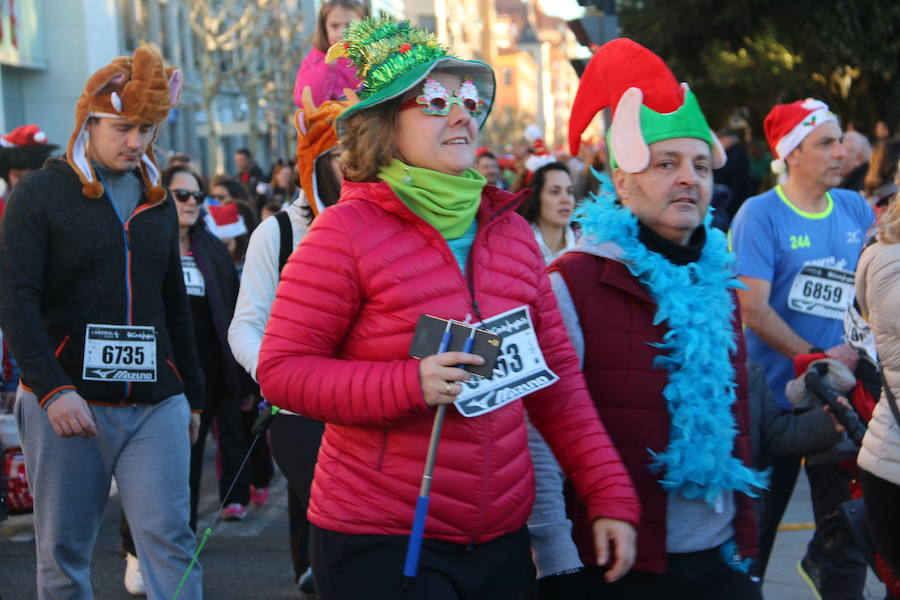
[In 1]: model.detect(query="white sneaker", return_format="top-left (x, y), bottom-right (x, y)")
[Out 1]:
top-left (124, 553), bottom-right (146, 596)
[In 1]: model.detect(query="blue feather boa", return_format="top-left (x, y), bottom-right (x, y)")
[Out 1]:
top-left (577, 188), bottom-right (766, 506)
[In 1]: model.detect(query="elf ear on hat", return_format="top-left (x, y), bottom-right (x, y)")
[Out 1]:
top-left (294, 86), bottom-right (357, 216)
top-left (327, 17), bottom-right (495, 137)
top-left (764, 99), bottom-right (838, 174)
top-left (568, 38), bottom-right (725, 173)
top-left (66, 44), bottom-right (182, 202)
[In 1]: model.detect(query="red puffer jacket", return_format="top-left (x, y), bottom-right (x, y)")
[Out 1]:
top-left (553, 252), bottom-right (759, 573)
top-left (258, 180), bottom-right (639, 544)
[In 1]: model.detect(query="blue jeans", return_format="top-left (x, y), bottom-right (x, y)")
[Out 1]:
top-left (16, 388), bottom-right (201, 599)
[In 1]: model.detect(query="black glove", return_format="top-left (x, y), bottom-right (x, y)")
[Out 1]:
top-left (250, 401), bottom-right (278, 436)
top-left (536, 567), bottom-right (589, 600)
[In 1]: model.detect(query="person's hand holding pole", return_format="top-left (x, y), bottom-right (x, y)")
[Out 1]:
top-left (419, 351), bottom-right (484, 406)
top-left (404, 322), bottom-right (482, 585)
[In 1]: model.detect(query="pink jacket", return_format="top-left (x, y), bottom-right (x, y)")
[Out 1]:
top-left (292, 47), bottom-right (361, 107)
top-left (258, 180), bottom-right (639, 543)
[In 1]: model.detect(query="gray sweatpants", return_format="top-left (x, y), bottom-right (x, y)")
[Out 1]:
top-left (15, 388), bottom-right (202, 599)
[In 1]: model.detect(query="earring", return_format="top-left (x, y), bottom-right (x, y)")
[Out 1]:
top-left (403, 166), bottom-right (412, 184)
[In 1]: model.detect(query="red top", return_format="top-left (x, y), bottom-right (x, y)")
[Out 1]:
top-left (258, 181), bottom-right (639, 543)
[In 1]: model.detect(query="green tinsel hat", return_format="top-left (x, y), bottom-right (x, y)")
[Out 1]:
top-left (568, 39), bottom-right (725, 172)
top-left (327, 16), bottom-right (495, 137)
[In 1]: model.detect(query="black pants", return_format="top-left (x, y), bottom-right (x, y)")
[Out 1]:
top-left (189, 376), bottom-right (258, 529)
top-left (269, 412), bottom-right (324, 581)
top-left (240, 402), bottom-right (274, 491)
top-left (862, 469), bottom-right (900, 578)
top-left (756, 454), bottom-right (867, 598)
top-left (582, 546), bottom-right (761, 600)
top-left (310, 524), bottom-right (531, 600)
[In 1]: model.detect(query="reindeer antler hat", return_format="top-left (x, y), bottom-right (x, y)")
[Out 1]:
top-left (66, 44), bottom-right (182, 202)
top-left (568, 39), bottom-right (725, 173)
top-left (294, 86), bottom-right (357, 216)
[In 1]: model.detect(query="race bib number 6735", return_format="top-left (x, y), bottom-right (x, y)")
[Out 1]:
top-left (82, 324), bottom-right (157, 382)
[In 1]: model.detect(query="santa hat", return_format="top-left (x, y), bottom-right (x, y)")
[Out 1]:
top-left (204, 203), bottom-right (247, 239)
top-left (568, 38), bottom-right (725, 173)
top-left (1, 124), bottom-right (48, 147)
top-left (294, 86), bottom-right (356, 216)
top-left (0, 125), bottom-right (58, 183)
top-left (67, 44), bottom-right (182, 203)
top-left (524, 137), bottom-right (555, 174)
top-left (764, 98), bottom-right (837, 174)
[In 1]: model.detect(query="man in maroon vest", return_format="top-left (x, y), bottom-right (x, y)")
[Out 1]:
top-left (532, 39), bottom-right (766, 599)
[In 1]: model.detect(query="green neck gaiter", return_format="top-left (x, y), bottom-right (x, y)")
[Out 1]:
top-left (378, 158), bottom-right (485, 239)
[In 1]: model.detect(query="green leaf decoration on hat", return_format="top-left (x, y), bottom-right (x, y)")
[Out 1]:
top-left (326, 17), bottom-right (448, 100)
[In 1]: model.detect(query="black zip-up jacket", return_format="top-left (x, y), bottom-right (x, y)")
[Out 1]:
top-left (187, 220), bottom-right (253, 402)
top-left (0, 159), bottom-right (204, 410)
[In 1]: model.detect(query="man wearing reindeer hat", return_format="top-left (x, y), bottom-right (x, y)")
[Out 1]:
top-left (730, 100), bottom-right (874, 597)
top-left (0, 45), bottom-right (205, 598)
top-left (533, 39), bottom-right (766, 597)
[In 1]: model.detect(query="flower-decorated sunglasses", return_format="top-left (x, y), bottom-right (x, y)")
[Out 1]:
top-left (399, 77), bottom-right (486, 118)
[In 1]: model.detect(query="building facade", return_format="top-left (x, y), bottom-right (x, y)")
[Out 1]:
top-left (1, 0), bottom-right (309, 176)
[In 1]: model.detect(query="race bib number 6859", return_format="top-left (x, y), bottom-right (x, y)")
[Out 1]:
top-left (788, 265), bottom-right (854, 321)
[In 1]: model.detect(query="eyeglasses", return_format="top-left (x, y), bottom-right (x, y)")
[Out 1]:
top-left (398, 77), bottom-right (486, 118)
top-left (171, 189), bottom-right (204, 203)
top-left (211, 194), bottom-right (229, 202)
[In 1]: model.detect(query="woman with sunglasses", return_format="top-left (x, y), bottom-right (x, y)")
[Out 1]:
top-left (258, 18), bottom-right (638, 599)
top-left (166, 165), bottom-right (258, 523)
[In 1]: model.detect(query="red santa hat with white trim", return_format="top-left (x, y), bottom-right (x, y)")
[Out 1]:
top-left (204, 203), bottom-right (247, 239)
top-left (764, 98), bottom-right (838, 174)
top-left (0, 124), bottom-right (59, 185)
top-left (0, 124), bottom-right (48, 147)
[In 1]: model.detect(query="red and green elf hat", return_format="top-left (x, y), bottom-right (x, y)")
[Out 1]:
top-left (568, 38), bottom-right (725, 173)
top-left (328, 16), bottom-right (495, 137)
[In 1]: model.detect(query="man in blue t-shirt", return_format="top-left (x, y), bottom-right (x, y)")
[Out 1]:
top-left (730, 99), bottom-right (874, 599)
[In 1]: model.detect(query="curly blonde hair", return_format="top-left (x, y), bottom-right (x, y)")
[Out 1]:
top-left (878, 195), bottom-right (900, 244)
top-left (339, 98), bottom-right (401, 182)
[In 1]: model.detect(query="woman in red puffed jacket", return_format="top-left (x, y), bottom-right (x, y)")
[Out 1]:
top-left (260, 17), bottom-right (638, 600)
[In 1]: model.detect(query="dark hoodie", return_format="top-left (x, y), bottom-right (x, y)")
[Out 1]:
top-left (0, 158), bottom-right (204, 410)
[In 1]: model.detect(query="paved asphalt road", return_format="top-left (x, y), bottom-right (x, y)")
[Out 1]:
top-left (0, 443), bottom-right (888, 599)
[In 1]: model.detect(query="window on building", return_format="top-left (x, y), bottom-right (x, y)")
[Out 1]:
top-left (418, 15), bottom-right (436, 32)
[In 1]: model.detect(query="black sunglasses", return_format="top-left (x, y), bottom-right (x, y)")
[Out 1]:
top-left (171, 189), bottom-right (204, 203)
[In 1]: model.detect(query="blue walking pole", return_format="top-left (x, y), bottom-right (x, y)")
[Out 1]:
top-left (402, 321), bottom-right (476, 586)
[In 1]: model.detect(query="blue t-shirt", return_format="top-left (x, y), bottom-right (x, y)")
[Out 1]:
top-left (729, 185), bottom-right (874, 408)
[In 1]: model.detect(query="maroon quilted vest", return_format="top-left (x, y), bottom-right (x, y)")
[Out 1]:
top-left (552, 250), bottom-right (758, 573)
